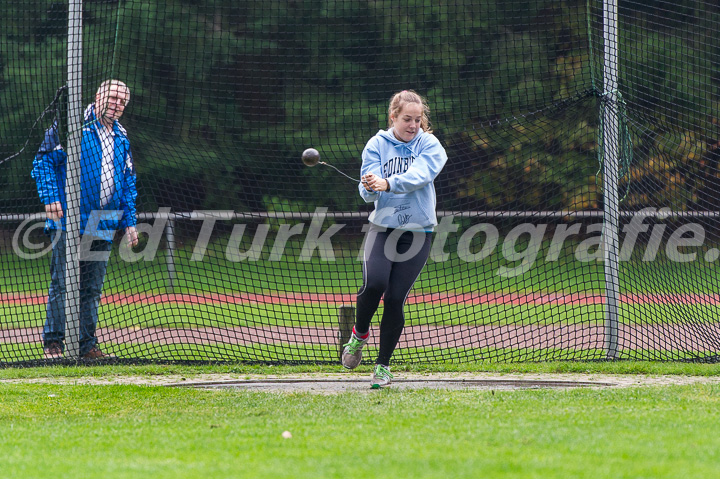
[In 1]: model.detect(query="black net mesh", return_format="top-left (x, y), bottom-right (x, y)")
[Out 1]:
top-left (2, 0), bottom-right (720, 364)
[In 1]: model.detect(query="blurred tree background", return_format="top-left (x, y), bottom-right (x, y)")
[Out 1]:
top-left (1, 0), bottom-right (719, 219)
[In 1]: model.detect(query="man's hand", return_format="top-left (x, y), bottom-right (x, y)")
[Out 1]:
top-left (45, 202), bottom-right (63, 221)
top-left (125, 226), bottom-right (139, 248)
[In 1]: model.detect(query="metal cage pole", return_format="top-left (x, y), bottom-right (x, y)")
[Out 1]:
top-left (64, 0), bottom-right (83, 359)
top-left (602, 0), bottom-right (621, 359)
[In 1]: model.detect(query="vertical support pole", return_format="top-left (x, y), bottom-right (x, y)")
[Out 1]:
top-left (64, 0), bottom-right (83, 359)
top-left (602, 0), bottom-right (620, 359)
top-left (165, 216), bottom-right (176, 292)
top-left (338, 305), bottom-right (354, 360)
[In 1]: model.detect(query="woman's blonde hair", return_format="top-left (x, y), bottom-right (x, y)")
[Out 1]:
top-left (387, 90), bottom-right (432, 133)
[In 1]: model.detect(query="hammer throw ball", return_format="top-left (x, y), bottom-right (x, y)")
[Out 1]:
top-left (301, 148), bottom-right (320, 167)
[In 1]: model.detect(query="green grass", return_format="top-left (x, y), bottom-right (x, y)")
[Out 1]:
top-left (0, 341), bottom-right (342, 363)
top-left (4, 300), bottom-right (719, 331)
top-left (5, 339), bottom-right (718, 365)
top-left (0, 341), bottom-right (600, 364)
top-left (4, 236), bottom-right (720, 295)
top-left (2, 362), bottom-right (720, 478)
top-left (0, 302), bottom-right (605, 329)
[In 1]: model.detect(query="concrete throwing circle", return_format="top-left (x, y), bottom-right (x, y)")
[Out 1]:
top-left (169, 377), bottom-right (614, 393)
top-left (4, 373), bottom-right (718, 391)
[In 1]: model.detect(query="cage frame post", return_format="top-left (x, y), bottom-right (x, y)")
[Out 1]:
top-left (602, 0), bottom-right (620, 359)
top-left (63, 0), bottom-right (83, 359)
top-left (337, 305), bottom-right (355, 360)
top-left (164, 217), bottom-right (177, 293)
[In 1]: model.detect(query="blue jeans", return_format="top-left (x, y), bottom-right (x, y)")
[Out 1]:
top-left (43, 230), bottom-right (112, 356)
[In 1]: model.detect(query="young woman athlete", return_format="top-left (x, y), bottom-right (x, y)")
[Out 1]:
top-left (342, 90), bottom-right (448, 388)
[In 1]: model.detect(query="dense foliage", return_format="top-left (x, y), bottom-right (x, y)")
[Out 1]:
top-left (1, 0), bottom-right (719, 215)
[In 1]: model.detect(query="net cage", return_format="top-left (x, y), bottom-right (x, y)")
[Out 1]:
top-left (1, 0), bottom-right (720, 364)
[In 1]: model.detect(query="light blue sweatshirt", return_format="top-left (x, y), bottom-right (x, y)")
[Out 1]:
top-left (358, 128), bottom-right (447, 231)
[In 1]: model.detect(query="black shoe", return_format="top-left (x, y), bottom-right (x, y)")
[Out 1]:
top-left (43, 342), bottom-right (63, 359)
top-left (81, 346), bottom-right (115, 360)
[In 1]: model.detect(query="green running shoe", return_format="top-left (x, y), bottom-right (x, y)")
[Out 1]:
top-left (370, 364), bottom-right (393, 389)
top-left (341, 333), bottom-right (369, 369)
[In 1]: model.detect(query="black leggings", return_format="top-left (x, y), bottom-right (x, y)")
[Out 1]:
top-left (355, 224), bottom-right (432, 365)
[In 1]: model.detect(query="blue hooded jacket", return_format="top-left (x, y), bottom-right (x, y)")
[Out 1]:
top-left (31, 104), bottom-right (138, 242)
top-left (358, 128), bottom-right (447, 231)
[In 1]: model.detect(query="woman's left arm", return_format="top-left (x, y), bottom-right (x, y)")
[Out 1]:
top-left (386, 136), bottom-right (447, 194)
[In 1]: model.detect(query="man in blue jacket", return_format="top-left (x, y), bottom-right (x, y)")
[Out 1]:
top-left (32, 79), bottom-right (139, 360)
